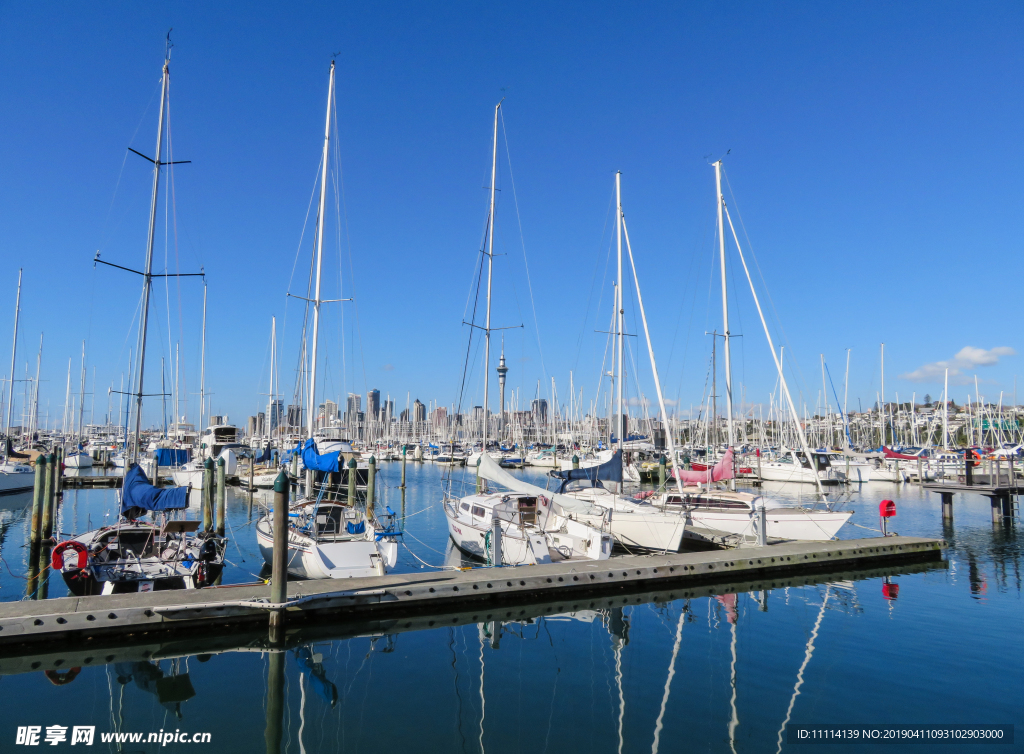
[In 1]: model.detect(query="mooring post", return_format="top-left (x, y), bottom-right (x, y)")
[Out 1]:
top-left (658, 455), bottom-right (667, 490)
top-left (476, 456), bottom-right (483, 493)
top-left (572, 454), bottom-right (580, 470)
top-left (965, 454), bottom-right (974, 486)
top-left (757, 504), bottom-right (768, 546)
top-left (269, 470), bottom-right (289, 643)
top-left (55, 446), bottom-right (63, 495)
top-left (941, 492), bottom-right (954, 521)
top-left (216, 456), bottom-right (227, 537)
top-left (248, 455), bottom-right (254, 508)
top-left (29, 457), bottom-right (45, 547)
top-left (917, 457), bottom-right (923, 484)
top-left (347, 456), bottom-right (357, 502)
top-left (366, 455), bottom-right (376, 505)
top-left (37, 542), bottom-right (51, 600)
top-left (991, 496), bottom-right (1002, 524)
top-left (400, 444), bottom-right (407, 489)
top-left (202, 458), bottom-right (214, 531)
top-left (42, 453), bottom-right (56, 540)
top-left (491, 514), bottom-right (502, 566)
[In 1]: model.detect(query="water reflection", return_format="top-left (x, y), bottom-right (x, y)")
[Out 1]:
top-left (0, 560), bottom-right (955, 754)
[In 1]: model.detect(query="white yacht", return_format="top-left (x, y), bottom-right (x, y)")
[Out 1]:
top-left (445, 453), bottom-right (612, 565)
top-left (757, 449), bottom-right (843, 486)
top-left (658, 487), bottom-right (853, 541)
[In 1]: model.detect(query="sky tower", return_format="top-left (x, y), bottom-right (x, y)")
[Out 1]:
top-left (496, 341), bottom-right (508, 436)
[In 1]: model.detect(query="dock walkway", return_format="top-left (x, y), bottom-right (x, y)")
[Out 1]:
top-left (0, 535), bottom-right (943, 650)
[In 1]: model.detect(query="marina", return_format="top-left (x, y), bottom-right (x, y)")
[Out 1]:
top-left (1, 5), bottom-right (1022, 751)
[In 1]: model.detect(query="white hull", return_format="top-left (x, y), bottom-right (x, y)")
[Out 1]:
top-left (256, 516), bottom-right (396, 579)
top-left (446, 513), bottom-right (551, 565)
top-left (688, 507), bottom-right (852, 541)
top-left (757, 463), bottom-right (832, 485)
top-left (0, 464), bottom-right (35, 493)
top-left (64, 452), bottom-right (93, 468)
top-left (171, 468), bottom-right (205, 488)
top-left (579, 508), bottom-right (685, 552)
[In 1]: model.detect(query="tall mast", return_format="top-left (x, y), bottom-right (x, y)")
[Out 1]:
top-left (77, 342), bottom-right (87, 439)
top-left (62, 357), bottom-right (71, 437)
top-left (880, 343), bottom-right (885, 446)
top-left (615, 171), bottom-right (624, 451)
top-left (482, 101), bottom-right (500, 454)
top-left (30, 333), bottom-right (42, 442)
top-left (942, 367), bottom-right (949, 449)
top-left (307, 60), bottom-right (335, 442)
top-left (714, 161), bottom-right (735, 453)
top-left (4, 269), bottom-right (22, 456)
top-left (129, 50), bottom-right (170, 463)
top-left (199, 282), bottom-right (207, 434)
top-left (266, 316), bottom-right (276, 441)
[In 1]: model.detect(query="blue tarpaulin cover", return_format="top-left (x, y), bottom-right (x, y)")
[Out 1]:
top-left (154, 448), bottom-right (191, 467)
top-left (121, 464), bottom-right (189, 518)
top-left (550, 451), bottom-right (623, 489)
top-left (301, 438), bottom-right (340, 473)
top-left (256, 443), bottom-right (273, 464)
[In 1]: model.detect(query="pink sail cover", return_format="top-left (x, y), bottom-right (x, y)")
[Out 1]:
top-left (673, 448), bottom-right (734, 485)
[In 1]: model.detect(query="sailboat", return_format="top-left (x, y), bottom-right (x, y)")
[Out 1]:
top-left (0, 270), bottom-right (35, 494)
top-left (51, 42), bottom-right (226, 595)
top-left (444, 102), bottom-right (611, 565)
top-left (255, 60), bottom-right (399, 580)
top-left (656, 161), bottom-right (852, 541)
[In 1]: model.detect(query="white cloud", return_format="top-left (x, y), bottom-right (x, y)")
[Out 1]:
top-left (381, 363), bottom-right (395, 372)
top-left (900, 346), bottom-right (1015, 384)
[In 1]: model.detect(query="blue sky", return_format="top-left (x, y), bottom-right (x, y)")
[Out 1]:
top-left (1, 2), bottom-right (1021, 430)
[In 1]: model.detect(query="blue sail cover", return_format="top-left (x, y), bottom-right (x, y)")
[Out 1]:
top-left (550, 450), bottom-right (623, 488)
top-left (301, 438), bottom-right (341, 473)
top-left (154, 448), bottom-right (191, 467)
top-left (256, 443), bottom-right (273, 464)
top-left (121, 464), bottom-right (189, 518)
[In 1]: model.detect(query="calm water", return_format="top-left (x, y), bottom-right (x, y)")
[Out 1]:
top-left (0, 463), bottom-right (1019, 752)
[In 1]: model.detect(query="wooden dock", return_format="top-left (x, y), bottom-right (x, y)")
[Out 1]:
top-left (0, 557), bottom-right (944, 675)
top-left (0, 535), bottom-right (944, 651)
top-left (922, 479), bottom-right (1020, 523)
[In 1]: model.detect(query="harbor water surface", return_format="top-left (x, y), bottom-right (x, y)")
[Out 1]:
top-left (0, 464), bottom-right (1019, 752)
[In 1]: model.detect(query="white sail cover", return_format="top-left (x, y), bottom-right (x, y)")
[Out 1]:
top-left (478, 452), bottom-right (604, 516)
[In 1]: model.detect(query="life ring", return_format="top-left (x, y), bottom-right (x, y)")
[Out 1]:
top-left (44, 667), bottom-right (81, 685)
top-left (52, 541), bottom-right (89, 571)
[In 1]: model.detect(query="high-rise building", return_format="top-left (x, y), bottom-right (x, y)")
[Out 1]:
top-left (247, 415), bottom-right (259, 437)
top-left (367, 389), bottom-right (380, 422)
top-left (400, 408), bottom-right (410, 422)
top-left (531, 398), bottom-right (549, 426)
top-left (432, 406), bottom-right (447, 426)
top-left (413, 399), bottom-right (426, 423)
top-left (346, 393), bottom-right (361, 426)
top-left (269, 399), bottom-right (284, 432)
top-left (323, 399), bottom-right (338, 424)
top-left (287, 404), bottom-right (304, 430)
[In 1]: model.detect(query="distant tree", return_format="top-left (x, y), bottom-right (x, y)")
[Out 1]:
top-left (924, 393), bottom-right (932, 405)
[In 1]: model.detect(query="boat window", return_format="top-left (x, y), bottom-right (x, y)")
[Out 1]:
top-left (665, 495), bottom-right (683, 504)
top-left (471, 506), bottom-right (486, 518)
top-left (460, 503), bottom-right (470, 512)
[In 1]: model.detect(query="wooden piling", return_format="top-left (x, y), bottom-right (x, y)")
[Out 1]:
top-left (940, 492), bottom-right (954, 521)
top-left (366, 456), bottom-right (376, 505)
top-left (347, 457), bottom-right (357, 502)
top-left (269, 471), bottom-right (289, 643)
top-left (54, 447), bottom-right (63, 496)
top-left (248, 456), bottom-right (254, 508)
top-left (29, 458), bottom-right (45, 548)
top-left (476, 456), bottom-right (483, 493)
top-left (658, 455), bottom-right (666, 489)
top-left (202, 458), bottom-right (214, 532)
top-left (572, 454), bottom-right (580, 470)
top-left (400, 444), bottom-right (407, 489)
top-left (216, 456), bottom-right (227, 538)
top-left (42, 454), bottom-right (55, 540)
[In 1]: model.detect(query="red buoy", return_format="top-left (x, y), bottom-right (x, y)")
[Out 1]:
top-left (879, 500), bottom-right (896, 518)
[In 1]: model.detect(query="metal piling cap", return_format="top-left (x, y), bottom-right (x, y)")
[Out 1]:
top-left (348, 457), bottom-right (357, 469)
top-left (217, 456), bottom-right (225, 467)
top-left (204, 457), bottom-right (214, 469)
top-left (274, 470), bottom-right (289, 492)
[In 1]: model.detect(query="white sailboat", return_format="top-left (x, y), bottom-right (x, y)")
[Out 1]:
top-left (256, 60), bottom-right (399, 580)
top-left (1, 271), bottom-right (35, 494)
top-left (444, 101), bottom-right (610, 565)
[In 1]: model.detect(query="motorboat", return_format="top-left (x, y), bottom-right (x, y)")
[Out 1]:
top-left (756, 449), bottom-right (843, 486)
top-left (0, 459), bottom-right (35, 494)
